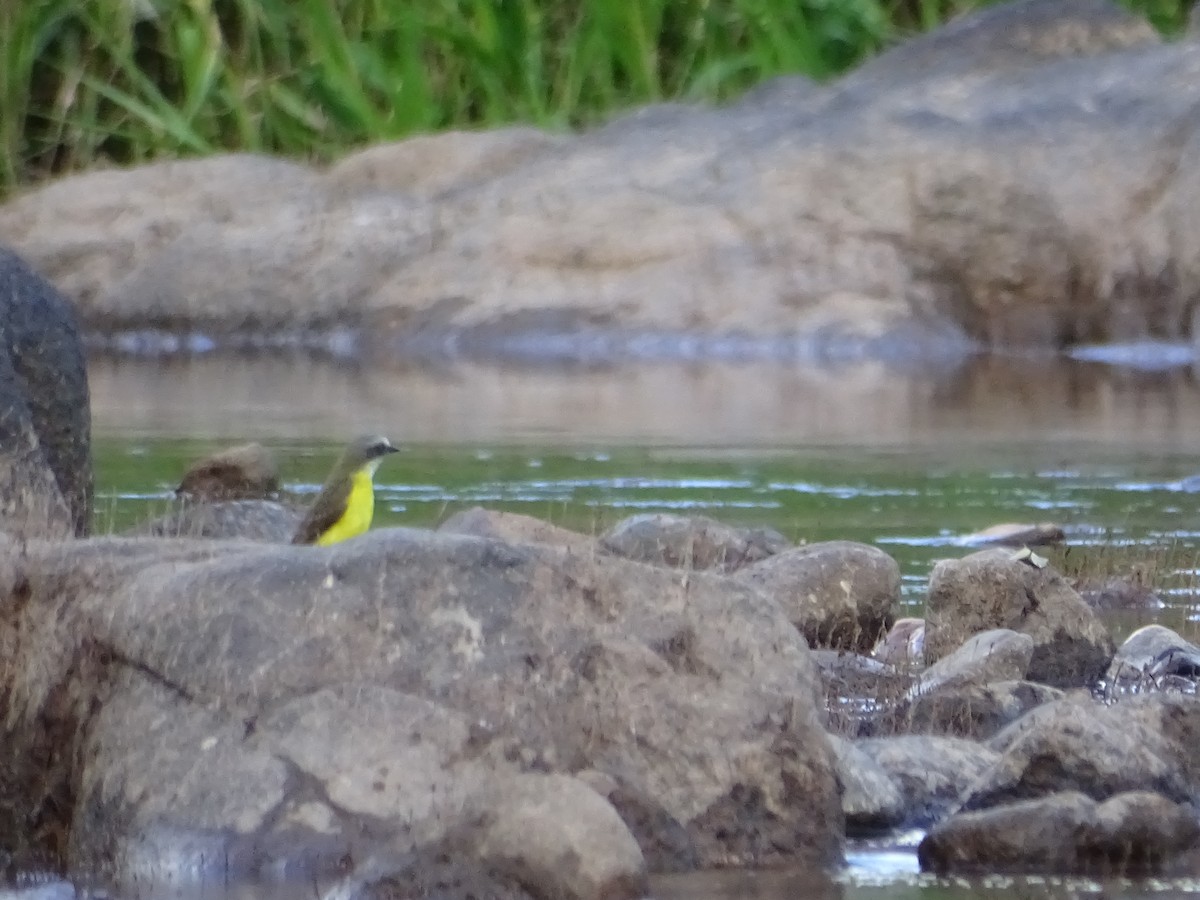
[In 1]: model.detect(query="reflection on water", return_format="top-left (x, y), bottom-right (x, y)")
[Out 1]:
top-left (78, 353), bottom-right (1200, 898)
top-left (87, 352), bottom-right (1200, 448)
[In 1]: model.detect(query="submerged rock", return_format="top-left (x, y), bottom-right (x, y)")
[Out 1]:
top-left (1, 2), bottom-right (1197, 360)
top-left (0, 527), bottom-right (842, 885)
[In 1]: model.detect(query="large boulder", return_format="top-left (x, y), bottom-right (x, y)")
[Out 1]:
top-left (924, 549), bottom-right (1114, 687)
top-left (0, 528), bottom-right (843, 887)
top-left (439, 507), bottom-right (594, 552)
top-left (0, 246), bottom-right (91, 537)
top-left (599, 514), bottom-right (788, 573)
top-left (735, 542), bottom-right (900, 651)
top-left (0, 2), bottom-right (1196, 360)
top-left (960, 693), bottom-right (1200, 812)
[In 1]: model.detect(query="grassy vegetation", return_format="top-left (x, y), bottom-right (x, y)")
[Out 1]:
top-left (0, 0), bottom-right (1193, 194)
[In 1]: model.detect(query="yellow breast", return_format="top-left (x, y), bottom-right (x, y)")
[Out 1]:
top-left (316, 468), bottom-right (376, 546)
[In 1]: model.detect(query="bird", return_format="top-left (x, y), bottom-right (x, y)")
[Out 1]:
top-left (291, 434), bottom-right (399, 546)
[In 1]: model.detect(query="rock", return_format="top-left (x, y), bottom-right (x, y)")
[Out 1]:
top-left (909, 629), bottom-right (1033, 697)
top-left (872, 617), bottom-right (924, 667)
top-left (0, 246), bottom-right (91, 537)
top-left (333, 861), bottom-right (539, 900)
top-left (1075, 563), bottom-right (1165, 610)
top-left (0, 528), bottom-right (843, 877)
top-left (471, 774), bottom-right (647, 900)
top-left (5, 4), bottom-right (1200, 362)
top-left (438, 507), bottom-right (594, 552)
top-left (827, 735), bottom-right (905, 834)
top-left (918, 790), bottom-right (1200, 876)
top-left (325, 128), bottom-right (566, 199)
top-left (902, 680), bottom-right (1064, 741)
top-left (924, 549), bottom-right (1114, 688)
top-left (599, 514), bottom-right (788, 573)
top-left (577, 770), bottom-right (697, 873)
top-left (175, 442), bottom-right (281, 501)
top-left (960, 523), bottom-right (1065, 547)
top-left (856, 735), bottom-right (1001, 828)
top-left (1104, 624), bottom-right (1200, 694)
top-left (325, 849), bottom-right (535, 900)
top-left (131, 500), bottom-right (301, 541)
top-left (961, 693), bottom-right (1200, 812)
top-left (735, 542), bottom-right (900, 652)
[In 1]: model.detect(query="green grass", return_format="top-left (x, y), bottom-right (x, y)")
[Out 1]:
top-left (0, 0), bottom-right (1193, 195)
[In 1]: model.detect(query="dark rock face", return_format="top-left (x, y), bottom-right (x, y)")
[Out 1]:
top-left (0, 247), bottom-right (91, 537)
top-left (924, 549), bottom-right (1114, 688)
top-left (0, 2), bottom-right (1193, 361)
top-left (919, 790), bottom-right (1200, 876)
top-left (0, 527), bottom-right (842, 887)
top-left (735, 542), bottom-right (900, 652)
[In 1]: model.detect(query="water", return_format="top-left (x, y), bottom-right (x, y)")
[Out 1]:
top-left (70, 353), bottom-right (1200, 898)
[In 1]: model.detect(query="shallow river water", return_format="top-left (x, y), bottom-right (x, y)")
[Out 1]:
top-left (60, 351), bottom-right (1200, 898)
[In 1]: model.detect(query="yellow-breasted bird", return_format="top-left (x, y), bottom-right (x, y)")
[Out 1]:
top-left (291, 435), bottom-right (399, 546)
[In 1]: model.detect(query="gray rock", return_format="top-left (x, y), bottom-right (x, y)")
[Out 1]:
top-left (919, 790), bottom-right (1200, 876)
top-left (909, 629), bottom-right (1033, 698)
top-left (963, 693), bottom-right (1200, 812)
top-left (130, 499), bottom-right (301, 541)
top-left (471, 774), bottom-right (647, 900)
top-left (438, 507), bottom-right (594, 552)
top-left (924, 549), bottom-right (1114, 688)
top-left (0, 246), bottom-right (91, 537)
top-left (735, 541), bottom-right (900, 651)
top-left (1104, 624), bottom-right (1200, 693)
top-left (902, 679), bottom-right (1064, 741)
top-left (576, 770), bottom-right (697, 873)
top-left (600, 514), bottom-right (788, 573)
top-left (0, 528), bottom-right (842, 879)
top-left (856, 735), bottom-right (1000, 828)
top-left (827, 735), bottom-right (905, 834)
top-left (4, 3), bottom-right (1199, 363)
